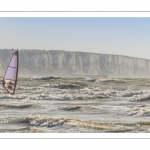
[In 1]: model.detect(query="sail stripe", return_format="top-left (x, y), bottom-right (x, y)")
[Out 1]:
top-left (8, 66), bottom-right (17, 68)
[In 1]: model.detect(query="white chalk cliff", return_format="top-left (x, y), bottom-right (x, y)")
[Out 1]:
top-left (0, 49), bottom-right (150, 77)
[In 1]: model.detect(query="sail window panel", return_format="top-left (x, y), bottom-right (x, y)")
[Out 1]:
top-left (5, 67), bottom-right (16, 80)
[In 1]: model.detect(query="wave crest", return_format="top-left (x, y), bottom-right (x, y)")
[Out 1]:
top-left (0, 103), bottom-right (39, 109)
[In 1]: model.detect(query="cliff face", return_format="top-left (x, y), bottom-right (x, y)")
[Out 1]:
top-left (0, 49), bottom-right (150, 77)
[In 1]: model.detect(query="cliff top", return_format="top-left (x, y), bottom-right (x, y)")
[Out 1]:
top-left (0, 49), bottom-right (149, 61)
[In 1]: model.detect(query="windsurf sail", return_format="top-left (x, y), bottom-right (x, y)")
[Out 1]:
top-left (2, 51), bottom-right (19, 95)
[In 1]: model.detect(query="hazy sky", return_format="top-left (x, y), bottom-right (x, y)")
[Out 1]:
top-left (0, 17), bottom-right (150, 59)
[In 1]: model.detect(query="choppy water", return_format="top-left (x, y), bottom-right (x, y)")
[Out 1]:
top-left (1, 76), bottom-right (150, 133)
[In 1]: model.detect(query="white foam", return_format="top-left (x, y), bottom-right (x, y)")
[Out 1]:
top-left (131, 94), bottom-right (150, 101)
top-left (127, 107), bottom-right (150, 116)
top-left (31, 75), bottom-right (59, 80)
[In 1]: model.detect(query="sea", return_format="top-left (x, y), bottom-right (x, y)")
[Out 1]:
top-left (0, 76), bottom-right (150, 133)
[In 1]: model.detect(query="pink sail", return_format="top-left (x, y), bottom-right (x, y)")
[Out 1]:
top-left (3, 51), bottom-right (19, 95)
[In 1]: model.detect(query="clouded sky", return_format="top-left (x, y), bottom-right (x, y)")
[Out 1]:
top-left (0, 17), bottom-right (150, 59)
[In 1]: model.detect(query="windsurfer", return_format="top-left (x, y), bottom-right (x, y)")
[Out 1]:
top-left (2, 50), bottom-right (18, 95)
top-left (3, 80), bottom-right (13, 91)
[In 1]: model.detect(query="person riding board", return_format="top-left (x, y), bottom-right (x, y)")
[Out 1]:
top-left (3, 80), bottom-right (14, 91)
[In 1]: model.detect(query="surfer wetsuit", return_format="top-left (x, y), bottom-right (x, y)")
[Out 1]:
top-left (3, 80), bottom-right (6, 86)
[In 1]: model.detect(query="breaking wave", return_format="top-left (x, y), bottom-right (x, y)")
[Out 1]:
top-left (121, 91), bottom-right (144, 97)
top-left (0, 126), bottom-right (46, 133)
top-left (0, 103), bottom-right (39, 109)
top-left (0, 94), bottom-right (28, 100)
top-left (9, 114), bottom-right (148, 132)
top-left (49, 83), bottom-right (84, 89)
top-left (86, 78), bottom-right (97, 82)
top-left (96, 78), bottom-right (127, 83)
top-left (126, 107), bottom-right (150, 116)
top-left (31, 93), bottom-right (109, 101)
top-left (131, 94), bottom-right (150, 101)
top-left (62, 106), bottom-right (82, 111)
top-left (31, 75), bottom-right (62, 80)
top-left (19, 114), bottom-right (112, 130)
